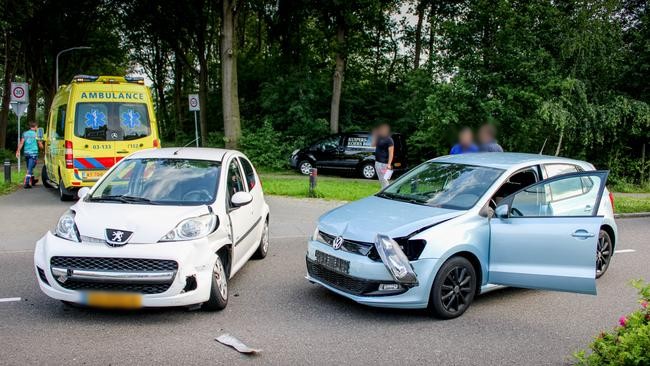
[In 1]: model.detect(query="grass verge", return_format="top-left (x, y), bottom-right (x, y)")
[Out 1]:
top-left (0, 169), bottom-right (26, 196)
top-left (615, 195), bottom-right (650, 214)
top-left (260, 173), bottom-right (379, 201)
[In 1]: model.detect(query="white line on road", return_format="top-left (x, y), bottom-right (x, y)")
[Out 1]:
top-left (0, 297), bottom-right (21, 303)
top-left (616, 249), bottom-right (636, 254)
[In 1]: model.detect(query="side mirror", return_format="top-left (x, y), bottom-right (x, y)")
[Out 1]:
top-left (231, 191), bottom-right (253, 207)
top-left (494, 204), bottom-right (509, 219)
top-left (77, 187), bottom-right (91, 200)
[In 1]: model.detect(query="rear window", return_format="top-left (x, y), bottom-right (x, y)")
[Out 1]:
top-left (74, 102), bottom-right (151, 141)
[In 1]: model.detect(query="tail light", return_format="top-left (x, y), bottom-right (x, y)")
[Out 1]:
top-left (153, 139), bottom-right (159, 148)
top-left (65, 140), bottom-right (73, 169)
top-left (609, 191), bottom-right (615, 213)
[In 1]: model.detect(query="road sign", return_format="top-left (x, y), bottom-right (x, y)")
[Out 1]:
top-left (188, 94), bottom-right (200, 111)
top-left (10, 82), bottom-right (28, 103)
top-left (10, 103), bottom-right (28, 118)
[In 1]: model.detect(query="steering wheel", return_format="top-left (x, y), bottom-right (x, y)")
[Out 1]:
top-left (510, 207), bottom-right (524, 217)
top-left (182, 189), bottom-right (212, 201)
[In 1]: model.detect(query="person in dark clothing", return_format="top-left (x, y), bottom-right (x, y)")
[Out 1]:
top-left (450, 127), bottom-right (479, 155)
top-left (478, 124), bottom-right (504, 152)
top-left (372, 123), bottom-right (394, 188)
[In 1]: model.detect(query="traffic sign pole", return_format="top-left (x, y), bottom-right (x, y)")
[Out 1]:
top-left (16, 115), bottom-right (21, 173)
top-left (10, 82), bottom-right (29, 174)
top-left (194, 111), bottom-right (199, 147)
top-left (188, 94), bottom-right (200, 147)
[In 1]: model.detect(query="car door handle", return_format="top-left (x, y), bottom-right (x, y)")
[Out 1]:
top-left (584, 205), bottom-right (593, 212)
top-left (572, 230), bottom-right (595, 239)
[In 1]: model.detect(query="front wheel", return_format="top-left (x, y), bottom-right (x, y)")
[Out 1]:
top-left (202, 254), bottom-right (228, 311)
top-left (596, 229), bottom-right (613, 279)
top-left (58, 178), bottom-right (74, 201)
top-left (360, 162), bottom-right (376, 179)
top-left (428, 256), bottom-right (477, 319)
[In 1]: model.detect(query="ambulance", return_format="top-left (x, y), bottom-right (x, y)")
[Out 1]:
top-left (42, 75), bottom-right (161, 200)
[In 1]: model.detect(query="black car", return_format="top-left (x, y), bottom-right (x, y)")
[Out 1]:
top-left (289, 132), bottom-right (408, 179)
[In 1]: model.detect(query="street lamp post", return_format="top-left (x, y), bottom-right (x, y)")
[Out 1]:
top-left (55, 46), bottom-right (92, 89)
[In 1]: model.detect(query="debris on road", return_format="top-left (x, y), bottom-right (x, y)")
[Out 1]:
top-left (216, 334), bottom-right (261, 355)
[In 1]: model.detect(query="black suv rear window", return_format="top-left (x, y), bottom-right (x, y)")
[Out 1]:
top-left (74, 102), bottom-right (151, 141)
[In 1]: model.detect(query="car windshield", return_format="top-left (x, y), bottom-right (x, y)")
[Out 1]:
top-left (75, 102), bottom-right (151, 141)
top-left (378, 162), bottom-right (504, 210)
top-left (89, 158), bottom-right (221, 205)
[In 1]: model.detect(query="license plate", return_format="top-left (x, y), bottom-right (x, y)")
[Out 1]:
top-left (81, 170), bottom-right (105, 180)
top-left (84, 292), bottom-right (142, 309)
top-left (315, 250), bottom-right (350, 274)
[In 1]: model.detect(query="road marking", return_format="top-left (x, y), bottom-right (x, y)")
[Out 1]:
top-left (616, 249), bottom-right (636, 254)
top-left (0, 297), bottom-right (21, 303)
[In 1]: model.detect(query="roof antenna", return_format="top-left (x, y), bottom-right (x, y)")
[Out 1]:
top-left (173, 138), bottom-right (199, 155)
top-left (538, 138), bottom-right (547, 155)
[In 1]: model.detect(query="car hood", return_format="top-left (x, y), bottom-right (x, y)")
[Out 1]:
top-left (318, 196), bottom-right (464, 242)
top-left (72, 202), bottom-right (212, 243)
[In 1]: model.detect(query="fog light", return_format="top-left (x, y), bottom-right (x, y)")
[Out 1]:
top-left (378, 283), bottom-right (402, 291)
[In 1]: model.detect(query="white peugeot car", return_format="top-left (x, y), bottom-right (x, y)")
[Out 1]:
top-left (34, 148), bottom-right (270, 310)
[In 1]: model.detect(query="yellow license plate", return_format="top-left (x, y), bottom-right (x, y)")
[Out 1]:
top-left (85, 292), bottom-right (142, 309)
top-left (82, 171), bottom-right (105, 179)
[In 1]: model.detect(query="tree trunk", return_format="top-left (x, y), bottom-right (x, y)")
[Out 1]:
top-left (221, 0), bottom-right (241, 149)
top-left (414, 2), bottom-right (425, 69)
top-left (27, 78), bottom-right (39, 124)
top-left (173, 51), bottom-right (184, 134)
top-left (198, 58), bottom-right (209, 146)
top-left (329, 16), bottom-right (346, 134)
top-left (0, 34), bottom-right (15, 150)
top-left (427, 2), bottom-right (436, 70)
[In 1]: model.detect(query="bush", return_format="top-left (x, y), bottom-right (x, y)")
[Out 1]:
top-left (0, 149), bottom-right (17, 164)
top-left (239, 119), bottom-right (302, 170)
top-left (573, 280), bottom-right (650, 365)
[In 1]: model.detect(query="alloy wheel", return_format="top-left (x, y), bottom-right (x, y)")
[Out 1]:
top-left (261, 222), bottom-right (269, 253)
top-left (362, 164), bottom-right (375, 179)
top-left (300, 161), bottom-right (312, 175)
top-left (213, 257), bottom-right (228, 299)
top-left (596, 230), bottom-right (612, 278)
top-left (440, 266), bottom-right (473, 313)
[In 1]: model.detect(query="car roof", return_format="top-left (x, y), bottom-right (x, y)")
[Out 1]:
top-left (432, 152), bottom-right (589, 170)
top-left (127, 147), bottom-right (236, 162)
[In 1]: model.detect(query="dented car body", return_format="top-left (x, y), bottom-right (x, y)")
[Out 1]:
top-left (306, 153), bottom-right (617, 319)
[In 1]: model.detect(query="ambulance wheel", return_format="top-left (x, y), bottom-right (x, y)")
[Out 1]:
top-left (58, 178), bottom-right (74, 201)
top-left (42, 166), bottom-right (53, 188)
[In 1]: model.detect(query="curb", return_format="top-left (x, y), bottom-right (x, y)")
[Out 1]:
top-left (615, 212), bottom-right (650, 219)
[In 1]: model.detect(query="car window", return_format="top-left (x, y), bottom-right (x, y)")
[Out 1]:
top-left (55, 105), bottom-right (66, 139)
top-left (227, 160), bottom-right (247, 202)
top-left (346, 134), bottom-right (372, 148)
top-left (74, 102), bottom-right (151, 141)
top-left (238, 157), bottom-right (256, 190)
top-left (313, 135), bottom-right (340, 150)
top-left (545, 164), bottom-right (579, 178)
top-left (509, 174), bottom-right (603, 217)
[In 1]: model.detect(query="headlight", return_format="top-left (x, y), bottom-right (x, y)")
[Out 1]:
top-left (160, 214), bottom-right (218, 242)
top-left (55, 210), bottom-right (80, 242)
top-left (374, 234), bottom-right (418, 285)
top-left (311, 227), bottom-right (325, 242)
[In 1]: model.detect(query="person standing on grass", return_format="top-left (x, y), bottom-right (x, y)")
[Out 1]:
top-left (372, 123), bottom-right (394, 189)
top-left (478, 124), bottom-right (504, 152)
top-left (16, 121), bottom-right (43, 189)
top-left (450, 127), bottom-right (479, 155)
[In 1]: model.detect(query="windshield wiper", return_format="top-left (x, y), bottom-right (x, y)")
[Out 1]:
top-left (89, 195), bottom-right (156, 204)
top-left (377, 192), bottom-right (427, 205)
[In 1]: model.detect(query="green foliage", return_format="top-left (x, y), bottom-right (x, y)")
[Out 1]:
top-left (574, 280), bottom-right (650, 365)
top-left (615, 196), bottom-right (650, 214)
top-left (260, 173), bottom-right (379, 201)
top-left (239, 120), bottom-right (304, 170)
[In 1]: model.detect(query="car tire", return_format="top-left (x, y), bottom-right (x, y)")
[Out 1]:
top-left (360, 162), bottom-right (376, 179)
top-left (252, 219), bottom-right (269, 259)
top-left (298, 160), bottom-right (313, 175)
top-left (428, 256), bottom-right (477, 319)
top-left (58, 178), bottom-right (74, 201)
top-left (596, 229), bottom-right (613, 279)
top-left (42, 166), bottom-right (54, 188)
top-left (202, 253), bottom-right (228, 311)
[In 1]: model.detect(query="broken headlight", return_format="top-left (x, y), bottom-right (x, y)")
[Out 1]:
top-left (374, 234), bottom-right (418, 285)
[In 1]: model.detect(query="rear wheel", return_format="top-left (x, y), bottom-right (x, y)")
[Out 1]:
top-left (298, 160), bottom-right (313, 175)
top-left (253, 219), bottom-right (269, 259)
top-left (429, 256), bottom-right (477, 319)
top-left (596, 229), bottom-right (613, 279)
top-left (58, 178), bottom-right (74, 201)
top-left (202, 253), bottom-right (228, 311)
top-left (360, 162), bottom-right (376, 179)
top-left (41, 166), bottom-right (53, 188)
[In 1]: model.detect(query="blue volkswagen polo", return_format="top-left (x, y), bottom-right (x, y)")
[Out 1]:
top-left (306, 153), bottom-right (617, 319)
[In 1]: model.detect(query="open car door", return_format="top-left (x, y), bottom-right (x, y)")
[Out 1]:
top-left (488, 171), bottom-right (609, 295)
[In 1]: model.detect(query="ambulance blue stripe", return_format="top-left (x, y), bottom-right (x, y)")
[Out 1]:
top-left (84, 157), bottom-right (105, 169)
top-left (73, 160), bottom-right (86, 169)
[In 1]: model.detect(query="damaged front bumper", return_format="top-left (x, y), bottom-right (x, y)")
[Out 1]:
top-left (34, 231), bottom-right (223, 307)
top-left (306, 239), bottom-right (440, 309)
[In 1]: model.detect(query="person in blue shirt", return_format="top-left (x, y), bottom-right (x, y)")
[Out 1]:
top-left (15, 121), bottom-right (43, 188)
top-left (450, 127), bottom-right (479, 155)
top-left (478, 124), bottom-right (504, 152)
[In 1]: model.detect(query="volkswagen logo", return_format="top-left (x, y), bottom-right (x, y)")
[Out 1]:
top-left (332, 236), bottom-right (344, 250)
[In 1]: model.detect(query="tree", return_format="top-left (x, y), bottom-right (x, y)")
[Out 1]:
top-left (221, 0), bottom-right (242, 148)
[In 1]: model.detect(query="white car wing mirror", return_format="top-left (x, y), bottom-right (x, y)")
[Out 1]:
top-left (231, 191), bottom-right (253, 207)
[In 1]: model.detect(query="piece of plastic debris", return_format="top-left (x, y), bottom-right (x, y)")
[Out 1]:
top-left (216, 334), bottom-right (261, 355)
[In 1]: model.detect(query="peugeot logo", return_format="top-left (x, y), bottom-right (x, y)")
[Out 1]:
top-left (105, 228), bottom-right (134, 247)
top-left (332, 236), bottom-right (344, 250)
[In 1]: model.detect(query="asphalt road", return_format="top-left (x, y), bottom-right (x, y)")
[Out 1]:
top-left (0, 185), bottom-right (649, 365)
